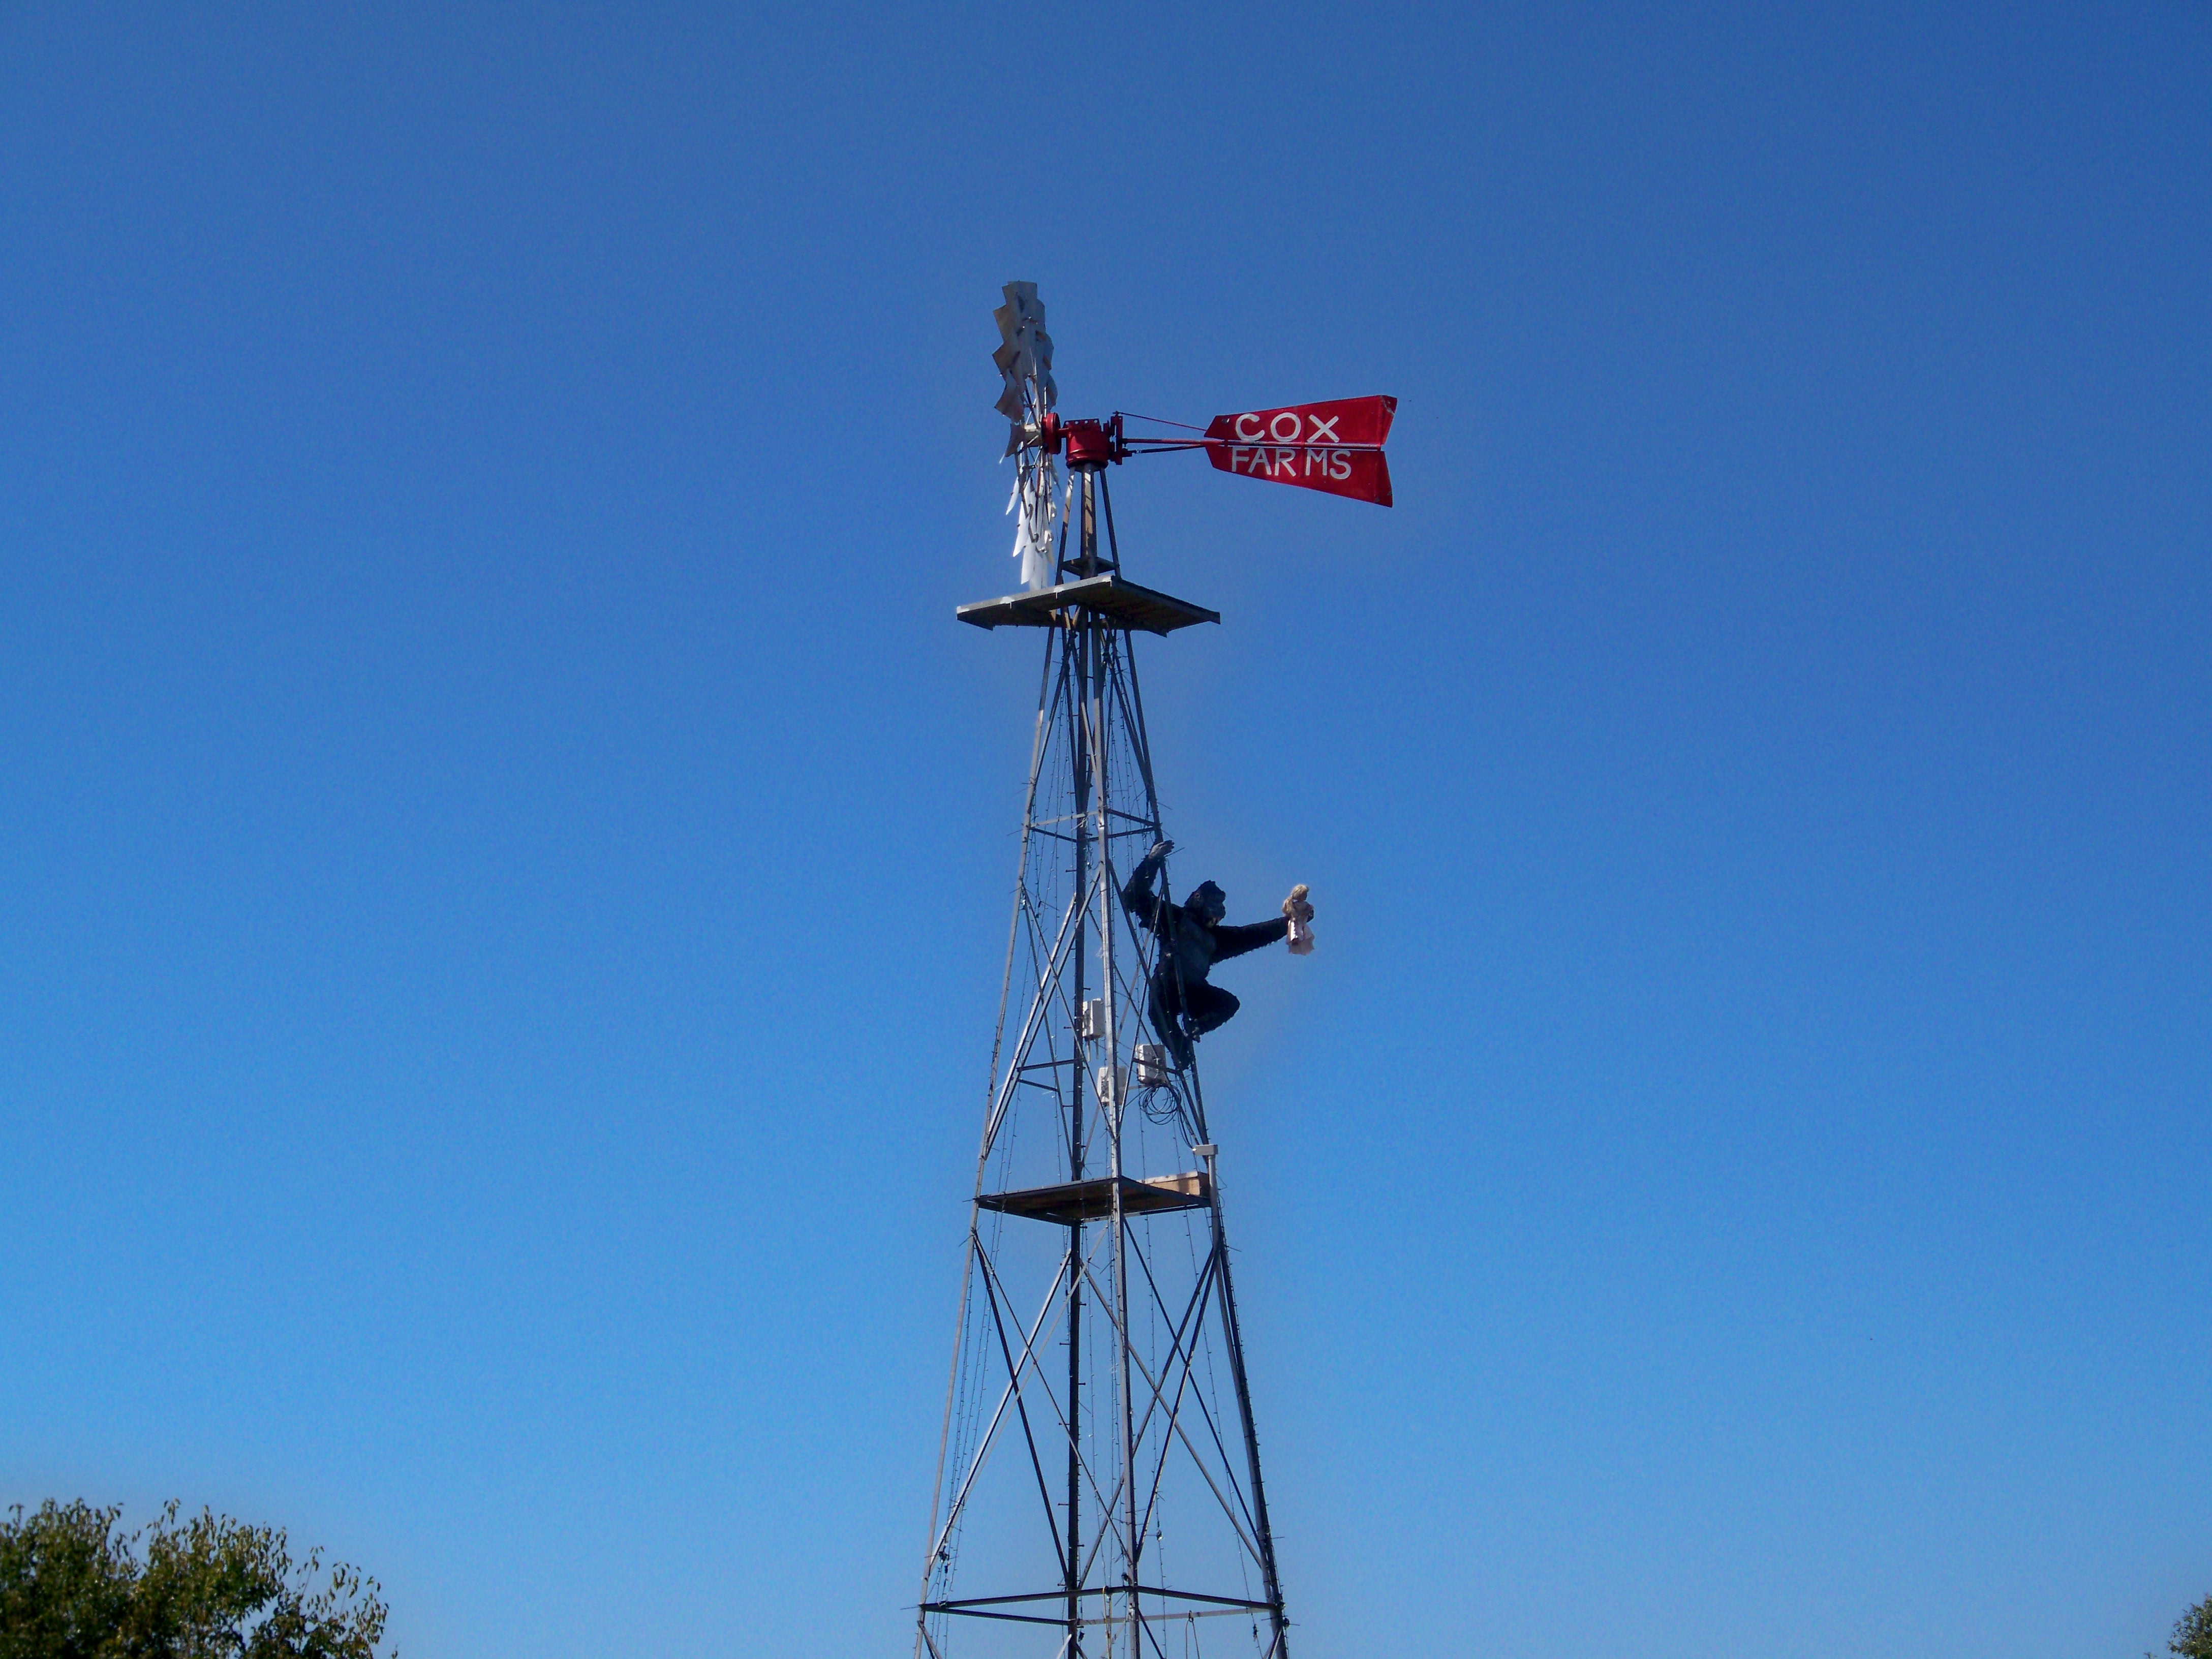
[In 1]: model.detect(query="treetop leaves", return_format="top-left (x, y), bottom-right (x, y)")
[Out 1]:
top-left (0, 1500), bottom-right (389, 1659)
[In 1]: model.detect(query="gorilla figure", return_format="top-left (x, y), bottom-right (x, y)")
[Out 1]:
top-left (1120, 840), bottom-right (1302, 1069)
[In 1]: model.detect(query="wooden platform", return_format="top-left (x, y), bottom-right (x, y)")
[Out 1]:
top-left (976, 1171), bottom-right (1210, 1226)
top-left (956, 574), bottom-right (1219, 636)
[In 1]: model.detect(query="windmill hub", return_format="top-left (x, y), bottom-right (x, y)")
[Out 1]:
top-left (1061, 416), bottom-right (1125, 470)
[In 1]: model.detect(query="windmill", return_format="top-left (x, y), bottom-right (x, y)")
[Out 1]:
top-left (914, 284), bottom-right (1394, 1659)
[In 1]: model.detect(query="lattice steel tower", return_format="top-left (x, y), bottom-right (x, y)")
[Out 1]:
top-left (912, 284), bottom-right (1390, 1659)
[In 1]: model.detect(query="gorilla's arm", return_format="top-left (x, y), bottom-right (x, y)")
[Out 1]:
top-left (1121, 843), bottom-right (1171, 937)
top-left (1210, 917), bottom-right (1291, 962)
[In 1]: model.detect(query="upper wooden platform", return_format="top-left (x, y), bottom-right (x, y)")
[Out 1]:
top-left (976, 1171), bottom-right (1210, 1226)
top-left (956, 574), bottom-right (1219, 637)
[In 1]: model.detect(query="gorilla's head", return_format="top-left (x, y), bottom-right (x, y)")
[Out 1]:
top-left (1185, 881), bottom-right (1227, 925)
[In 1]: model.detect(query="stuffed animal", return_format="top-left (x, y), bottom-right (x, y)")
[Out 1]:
top-left (1282, 884), bottom-right (1315, 955)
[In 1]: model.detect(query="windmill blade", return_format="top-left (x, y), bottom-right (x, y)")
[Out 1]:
top-left (993, 281), bottom-right (1056, 428)
top-left (1202, 395), bottom-right (1397, 506)
top-left (994, 283), bottom-right (1063, 593)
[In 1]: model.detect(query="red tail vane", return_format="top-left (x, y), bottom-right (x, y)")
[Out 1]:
top-left (1201, 395), bottom-right (1396, 506)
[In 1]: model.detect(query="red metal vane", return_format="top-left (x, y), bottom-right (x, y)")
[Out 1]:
top-left (1201, 396), bottom-right (1396, 506)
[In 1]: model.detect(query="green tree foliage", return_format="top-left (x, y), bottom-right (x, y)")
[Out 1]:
top-left (0, 1499), bottom-right (389, 1659)
top-left (2160, 1594), bottom-right (2212, 1659)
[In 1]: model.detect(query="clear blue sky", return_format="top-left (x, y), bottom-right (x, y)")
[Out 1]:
top-left (2, 5), bottom-right (2206, 1655)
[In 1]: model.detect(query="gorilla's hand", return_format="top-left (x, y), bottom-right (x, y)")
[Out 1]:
top-left (1148, 840), bottom-right (1175, 862)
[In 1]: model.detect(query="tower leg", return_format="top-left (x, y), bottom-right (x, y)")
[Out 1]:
top-left (1206, 1143), bottom-right (1292, 1658)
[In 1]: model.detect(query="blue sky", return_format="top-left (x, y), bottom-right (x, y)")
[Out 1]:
top-left (2, 4), bottom-right (2206, 1655)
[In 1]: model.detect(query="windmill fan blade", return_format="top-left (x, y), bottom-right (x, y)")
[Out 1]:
top-left (993, 281), bottom-right (1056, 426)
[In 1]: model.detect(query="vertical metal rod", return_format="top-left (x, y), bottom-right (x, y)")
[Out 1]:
top-left (1072, 468), bottom-right (1122, 1651)
top-left (1080, 470), bottom-right (1099, 580)
top-left (1100, 468), bottom-right (1121, 569)
top-left (1094, 623), bottom-right (1142, 1653)
top-left (1065, 611), bottom-right (1089, 1656)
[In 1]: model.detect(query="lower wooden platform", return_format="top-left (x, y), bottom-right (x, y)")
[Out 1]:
top-left (976, 1171), bottom-right (1210, 1226)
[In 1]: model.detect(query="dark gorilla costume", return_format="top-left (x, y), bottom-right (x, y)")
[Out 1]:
top-left (1121, 841), bottom-right (1289, 1069)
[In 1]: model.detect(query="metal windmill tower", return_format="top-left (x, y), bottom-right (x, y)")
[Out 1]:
top-left (913, 284), bottom-right (1393, 1659)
